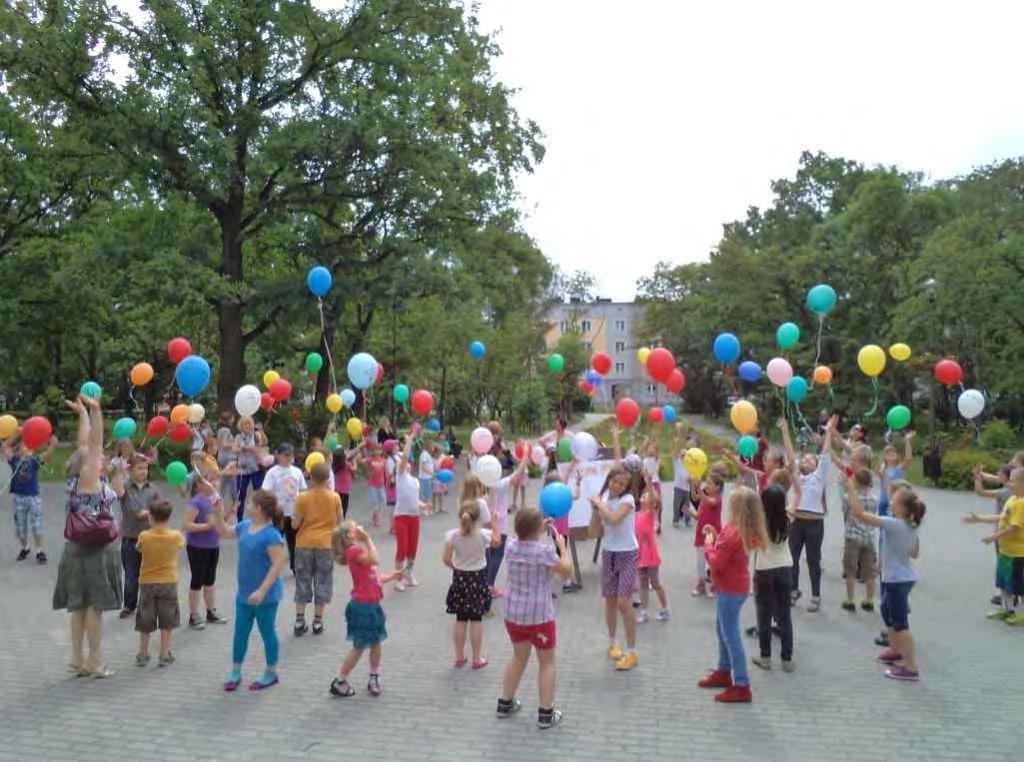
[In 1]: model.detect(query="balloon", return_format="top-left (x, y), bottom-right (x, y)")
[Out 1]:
top-left (0, 414), bottom-right (17, 440)
top-left (234, 385), bottom-right (261, 417)
top-left (579, 380), bottom-right (594, 395)
top-left (165, 460), bottom-right (189, 486)
top-left (325, 435), bottom-right (339, 452)
top-left (615, 397), bottom-right (640, 428)
top-left (167, 337), bottom-right (192, 364)
top-left (474, 455), bottom-right (502, 487)
top-left (737, 435), bottom-right (758, 459)
top-left (776, 322), bottom-right (800, 350)
top-left (440, 455), bottom-right (454, 470)
top-left (347, 352), bottom-right (377, 390)
top-left (306, 265), bottom-right (332, 297)
top-left (738, 361), bottom-right (762, 383)
top-left (637, 347), bottom-right (651, 365)
top-left (666, 368), bottom-right (686, 395)
top-left (470, 426), bottom-right (494, 455)
top-left (540, 482), bottom-right (573, 519)
top-left (393, 384), bottom-right (410, 404)
top-left (556, 436), bottom-right (573, 463)
top-left (426, 418), bottom-right (441, 432)
top-left (786, 377), bottom-right (808, 404)
top-left (469, 340), bottom-right (486, 359)
top-left (346, 417), bottom-right (363, 440)
top-left (531, 445), bottom-right (547, 466)
top-left (169, 424), bottom-right (192, 443)
top-left (263, 370), bottom-right (280, 389)
top-left (712, 333), bottom-right (740, 364)
top-left (269, 378), bottom-right (292, 402)
top-left (584, 369), bottom-right (601, 386)
top-left (130, 363), bottom-right (154, 387)
top-left (934, 359), bottom-right (963, 386)
top-left (766, 358), bottom-right (793, 388)
top-left (856, 345), bottom-right (886, 378)
top-left (326, 393), bottom-right (343, 414)
top-left (570, 431), bottom-right (598, 462)
top-left (187, 403), bottom-right (205, 424)
top-left (436, 469), bottom-right (454, 485)
top-left (20, 417), bottom-right (52, 450)
top-left (175, 355), bottom-right (211, 397)
top-left (662, 405), bottom-right (677, 424)
top-left (591, 352), bottom-right (612, 376)
top-left (170, 404), bottom-right (190, 425)
top-left (409, 389), bottom-right (433, 416)
top-left (146, 415), bottom-right (169, 438)
top-left (889, 343), bottom-right (912, 362)
top-left (546, 353), bottom-right (565, 374)
top-left (958, 389), bottom-right (985, 420)
top-left (646, 347), bottom-right (675, 383)
top-left (813, 365), bottom-right (833, 384)
top-left (340, 388), bottom-right (357, 407)
top-left (304, 452), bottom-right (325, 472)
top-left (730, 400), bottom-right (758, 434)
top-left (806, 284), bottom-right (837, 315)
top-left (683, 448), bottom-right (708, 479)
top-left (305, 352), bottom-right (324, 373)
top-left (80, 381), bottom-right (102, 400)
top-left (886, 405), bottom-right (912, 431)
top-left (260, 392), bottom-right (274, 410)
top-left (374, 363), bottom-right (384, 386)
top-left (514, 439), bottom-right (530, 460)
top-left (647, 407), bottom-right (664, 424)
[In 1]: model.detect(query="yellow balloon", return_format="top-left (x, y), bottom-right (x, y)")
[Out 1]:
top-left (729, 400), bottom-right (758, 434)
top-left (637, 347), bottom-right (651, 365)
top-left (857, 344), bottom-right (886, 378)
top-left (263, 370), bottom-right (280, 390)
top-left (346, 417), bottom-right (363, 440)
top-left (683, 447), bottom-right (708, 479)
top-left (326, 393), bottom-right (343, 414)
top-left (0, 414), bottom-right (17, 440)
top-left (304, 451), bottom-right (326, 473)
top-left (889, 343), bottom-right (912, 362)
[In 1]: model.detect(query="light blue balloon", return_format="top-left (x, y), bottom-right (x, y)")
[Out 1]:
top-left (540, 482), bottom-right (573, 519)
top-left (306, 266), bottom-right (332, 298)
top-left (436, 469), bottom-right (454, 484)
top-left (786, 376), bottom-right (808, 404)
top-left (426, 418), bottom-right (441, 432)
top-left (174, 355), bottom-right (211, 397)
top-left (340, 388), bottom-right (356, 408)
top-left (737, 435), bottom-right (758, 459)
top-left (738, 361), bottom-right (762, 383)
top-left (713, 333), bottom-right (741, 364)
top-left (346, 352), bottom-right (377, 390)
top-left (469, 340), bottom-right (486, 359)
top-left (662, 405), bottom-right (677, 423)
top-left (80, 380), bottom-right (102, 399)
top-left (806, 284), bottom-right (837, 315)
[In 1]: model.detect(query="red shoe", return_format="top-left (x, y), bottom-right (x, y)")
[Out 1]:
top-left (697, 669), bottom-right (733, 689)
top-left (715, 685), bottom-right (752, 703)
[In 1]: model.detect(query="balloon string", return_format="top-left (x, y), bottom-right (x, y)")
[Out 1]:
top-left (725, 365), bottom-right (737, 396)
top-left (865, 377), bottom-right (880, 417)
top-left (813, 314), bottom-right (824, 369)
top-left (794, 404), bottom-right (811, 433)
top-left (317, 298), bottom-right (338, 395)
top-left (128, 385), bottom-right (139, 411)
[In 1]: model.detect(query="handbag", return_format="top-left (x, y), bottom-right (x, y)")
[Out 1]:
top-left (64, 481), bottom-right (119, 546)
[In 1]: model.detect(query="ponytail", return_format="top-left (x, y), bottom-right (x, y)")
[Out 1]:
top-left (896, 487), bottom-right (926, 527)
top-left (458, 499), bottom-right (480, 537)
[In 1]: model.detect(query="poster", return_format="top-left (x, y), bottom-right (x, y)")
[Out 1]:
top-left (557, 458), bottom-right (615, 529)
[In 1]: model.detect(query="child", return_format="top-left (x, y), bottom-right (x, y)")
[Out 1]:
top-left (383, 440), bottom-right (398, 530)
top-left (460, 473), bottom-right (492, 529)
top-left (432, 443), bottom-right (449, 514)
top-left (418, 440), bottom-right (436, 513)
top-left (329, 520), bottom-right (403, 697)
top-left (634, 489), bottom-right (669, 623)
top-left (751, 484), bottom-right (794, 672)
top-left (845, 477), bottom-right (925, 681)
top-left (687, 471), bottom-right (724, 597)
top-left (393, 436), bottom-right (430, 591)
top-left (965, 466), bottom-right (1024, 624)
top-left (972, 463), bottom-right (1014, 606)
top-left (182, 475), bottom-right (228, 629)
top-left (641, 440), bottom-right (663, 532)
top-left (332, 446), bottom-right (357, 518)
top-left (210, 489), bottom-right (287, 691)
top-left (510, 449), bottom-right (528, 510)
top-left (497, 507), bottom-right (572, 729)
top-left (292, 462), bottom-right (343, 636)
top-left (233, 416), bottom-right (266, 520)
top-left (5, 433), bottom-right (57, 563)
top-left (671, 430), bottom-right (697, 527)
top-left (878, 432), bottom-right (915, 517)
top-left (697, 486), bottom-right (768, 703)
top-left (119, 455), bottom-right (162, 618)
top-left (364, 443), bottom-right (388, 527)
top-left (261, 443), bottom-right (307, 574)
top-left (841, 469), bottom-right (879, 612)
top-left (444, 501), bottom-right (501, 668)
top-left (589, 466), bottom-right (640, 671)
top-left (135, 500), bottom-right (185, 667)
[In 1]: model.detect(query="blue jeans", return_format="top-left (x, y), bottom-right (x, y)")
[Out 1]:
top-left (485, 534), bottom-right (507, 588)
top-left (715, 592), bottom-right (749, 686)
top-left (235, 472), bottom-right (265, 521)
top-left (232, 602), bottom-right (279, 667)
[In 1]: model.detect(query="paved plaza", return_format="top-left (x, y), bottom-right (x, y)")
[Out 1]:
top-left (1, 469), bottom-right (1020, 762)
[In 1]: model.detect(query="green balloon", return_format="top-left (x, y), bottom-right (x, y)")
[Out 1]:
top-left (305, 352), bottom-right (324, 373)
top-left (547, 353), bottom-right (565, 374)
top-left (165, 460), bottom-right (189, 487)
top-left (393, 383), bottom-right (410, 404)
top-left (776, 322), bottom-right (800, 350)
top-left (886, 405), bottom-right (912, 431)
top-left (557, 436), bottom-right (573, 462)
top-left (325, 435), bottom-right (338, 452)
top-left (737, 435), bottom-right (758, 458)
top-left (112, 417), bottom-right (137, 440)
top-left (80, 380), bottom-right (102, 399)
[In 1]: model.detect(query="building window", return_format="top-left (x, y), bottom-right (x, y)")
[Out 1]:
top-left (646, 384), bottom-right (657, 396)
top-left (615, 320), bottom-right (626, 332)
top-left (580, 319), bottom-right (592, 333)
top-left (614, 362), bottom-right (626, 375)
top-left (614, 341), bottom-right (626, 354)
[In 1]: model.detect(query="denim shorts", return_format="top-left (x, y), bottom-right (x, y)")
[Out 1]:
top-left (880, 581), bottom-right (914, 632)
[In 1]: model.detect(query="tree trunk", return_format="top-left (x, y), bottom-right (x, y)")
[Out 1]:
top-left (217, 214), bottom-right (245, 412)
top-left (439, 364), bottom-right (447, 429)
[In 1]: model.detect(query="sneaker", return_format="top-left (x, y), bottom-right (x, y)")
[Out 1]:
top-left (691, 585), bottom-right (705, 597)
top-left (189, 614), bottom-right (206, 630)
top-left (714, 685), bottom-right (752, 703)
top-left (697, 669), bottom-right (733, 689)
top-left (294, 619), bottom-right (308, 637)
top-left (206, 609), bottom-right (228, 625)
top-left (405, 570), bottom-right (419, 587)
top-left (991, 594), bottom-right (1003, 606)
top-left (656, 609), bottom-right (671, 622)
top-left (312, 618), bottom-right (324, 636)
top-left (841, 600), bottom-right (856, 612)
top-left (496, 697), bottom-right (522, 719)
top-left (885, 666), bottom-right (919, 682)
top-left (860, 601), bottom-right (875, 613)
top-left (607, 645), bottom-right (623, 661)
top-left (367, 673), bottom-right (381, 696)
top-left (635, 611), bottom-right (650, 624)
top-left (158, 652), bottom-right (175, 668)
top-left (538, 708), bottom-right (563, 729)
top-left (985, 609), bottom-right (1010, 621)
top-left (329, 677), bottom-right (355, 697)
top-left (781, 660), bottom-right (795, 673)
top-left (35, 551), bottom-right (47, 564)
top-left (790, 589), bottom-right (802, 606)
top-left (615, 652), bottom-right (639, 671)
top-left (875, 632), bottom-right (889, 647)
top-left (806, 597), bottom-right (821, 613)
top-left (705, 588), bottom-right (715, 599)
top-left (751, 656), bottom-right (772, 671)
top-left (745, 625), bottom-right (759, 639)
top-left (119, 608), bottom-right (135, 619)
top-left (16, 548), bottom-right (30, 561)
top-left (631, 599), bottom-right (642, 608)
top-left (876, 649), bottom-right (902, 665)
top-left (135, 652), bottom-right (150, 668)
top-left (394, 579), bottom-right (407, 592)
top-left (1006, 612), bottom-right (1024, 626)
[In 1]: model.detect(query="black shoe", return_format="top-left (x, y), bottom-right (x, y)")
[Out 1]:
top-left (312, 618), bottom-right (324, 635)
top-left (874, 632), bottom-right (889, 647)
top-left (35, 551), bottom-right (47, 564)
top-left (860, 601), bottom-right (875, 613)
top-left (206, 609), bottom-right (228, 624)
top-left (496, 697), bottom-right (522, 719)
top-left (188, 613), bottom-right (206, 630)
top-left (771, 625), bottom-right (783, 638)
top-left (841, 601), bottom-right (856, 612)
top-left (745, 626), bottom-right (758, 638)
top-left (538, 707), bottom-right (563, 730)
top-left (991, 594), bottom-right (1002, 606)
top-left (294, 619), bottom-right (308, 637)
top-left (119, 608), bottom-right (135, 619)
top-left (790, 590), bottom-right (802, 607)
top-left (16, 549), bottom-right (30, 561)
top-left (329, 677), bottom-right (355, 698)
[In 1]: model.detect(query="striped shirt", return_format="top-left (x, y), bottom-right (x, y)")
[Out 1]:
top-left (503, 537), bottom-right (559, 625)
top-left (841, 489), bottom-right (878, 546)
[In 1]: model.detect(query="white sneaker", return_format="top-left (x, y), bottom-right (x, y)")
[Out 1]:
top-left (635, 611), bottom-right (650, 624)
top-left (656, 610), bottom-right (670, 622)
top-left (394, 579), bottom-right (406, 592)
top-left (405, 570), bottom-right (419, 587)
top-left (705, 589), bottom-right (715, 599)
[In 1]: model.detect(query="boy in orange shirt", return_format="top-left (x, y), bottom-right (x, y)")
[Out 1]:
top-left (135, 500), bottom-right (186, 667)
top-left (292, 463), bottom-right (344, 636)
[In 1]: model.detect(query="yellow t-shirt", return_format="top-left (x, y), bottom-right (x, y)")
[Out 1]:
top-left (294, 488), bottom-right (343, 550)
top-left (998, 496), bottom-right (1024, 558)
top-left (137, 527), bottom-right (186, 584)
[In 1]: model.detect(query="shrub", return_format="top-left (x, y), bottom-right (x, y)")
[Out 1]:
top-left (980, 419), bottom-right (1019, 451)
top-left (939, 448), bottom-right (1004, 490)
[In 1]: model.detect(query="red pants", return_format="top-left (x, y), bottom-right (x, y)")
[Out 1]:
top-left (393, 515), bottom-right (420, 564)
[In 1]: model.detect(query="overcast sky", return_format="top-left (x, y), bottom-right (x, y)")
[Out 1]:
top-left (472, 0), bottom-right (1024, 300)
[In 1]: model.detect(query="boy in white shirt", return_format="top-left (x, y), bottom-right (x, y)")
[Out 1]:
top-left (261, 443), bottom-right (307, 573)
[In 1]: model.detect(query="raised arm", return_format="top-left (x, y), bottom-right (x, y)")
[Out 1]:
top-left (209, 496), bottom-right (240, 539)
top-left (589, 494), bottom-right (633, 526)
top-left (778, 418), bottom-right (795, 470)
top-left (611, 423), bottom-right (623, 468)
top-left (39, 435), bottom-right (59, 464)
top-left (396, 434), bottom-right (414, 473)
top-left (65, 397), bottom-right (89, 450)
top-left (820, 414), bottom-right (837, 459)
top-left (972, 466), bottom-right (999, 499)
top-left (900, 431), bottom-right (916, 470)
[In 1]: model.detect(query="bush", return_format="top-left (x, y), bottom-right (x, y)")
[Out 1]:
top-left (980, 419), bottom-right (1019, 451)
top-left (939, 449), bottom-right (1004, 490)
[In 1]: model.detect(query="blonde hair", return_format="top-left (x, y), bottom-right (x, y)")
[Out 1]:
top-left (640, 489), bottom-right (659, 511)
top-left (238, 415), bottom-right (254, 430)
top-left (458, 499), bottom-right (480, 536)
top-left (332, 520), bottom-right (357, 564)
top-left (727, 486), bottom-right (769, 552)
top-left (460, 473), bottom-right (486, 502)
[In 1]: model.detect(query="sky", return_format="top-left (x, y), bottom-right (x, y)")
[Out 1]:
top-left (470, 0), bottom-right (1024, 300)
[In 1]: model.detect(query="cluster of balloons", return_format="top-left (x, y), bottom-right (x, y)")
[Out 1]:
top-left (166, 337), bottom-right (211, 398)
top-left (578, 351), bottom-right (612, 396)
top-left (0, 414), bottom-right (52, 449)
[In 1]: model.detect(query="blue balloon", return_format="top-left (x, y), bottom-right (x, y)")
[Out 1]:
top-left (306, 266), bottom-right (332, 298)
top-left (340, 388), bottom-right (357, 407)
top-left (426, 417), bottom-right (441, 432)
top-left (469, 340), bottom-right (486, 359)
top-left (540, 482), bottom-right (573, 519)
top-left (738, 361), bottom-right (762, 383)
top-left (806, 284), bottom-right (837, 315)
top-left (347, 352), bottom-right (377, 390)
top-left (713, 333), bottom-right (741, 364)
top-left (436, 469), bottom-right (454, 484)
top-left (662, 405), bottom-right (677, 423)
top-left (174, 355), bottom-right (211, 397)
top-left (786, 376), bottom-right (808, 404)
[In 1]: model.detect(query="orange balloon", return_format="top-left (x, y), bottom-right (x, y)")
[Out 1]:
top-left (130, 362), bottom-right (154, 386)
top-left (813, 365), bottom-right (833, 384)
top-left (170, 404), bottom-right (190, 426)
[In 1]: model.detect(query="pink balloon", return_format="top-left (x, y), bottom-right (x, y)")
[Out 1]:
top-left (530, 444), bottom-right (547, 466)
top-left (470, 426), bottom-right (495, 455)
top-left (766, 357), bottom-right (793, 388)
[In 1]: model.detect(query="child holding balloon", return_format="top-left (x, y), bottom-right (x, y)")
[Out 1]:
top-left (5, 433), bottom-right (58, 563)
top-left (687, 471), bottom-right (724, 597)
top-left (362, 443), bottom-right (388, 527)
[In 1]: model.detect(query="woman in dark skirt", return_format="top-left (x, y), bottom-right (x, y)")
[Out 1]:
top-left (443, 501), bottom-right (500, 669)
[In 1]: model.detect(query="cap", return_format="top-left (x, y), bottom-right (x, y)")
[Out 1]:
top-left (276, 442), bottom-right (294, 455)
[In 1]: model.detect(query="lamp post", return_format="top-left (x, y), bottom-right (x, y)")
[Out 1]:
top-left (922, 277), bottom-right (937, 440)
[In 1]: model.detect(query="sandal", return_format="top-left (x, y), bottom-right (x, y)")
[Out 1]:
top-left (367, 673), bottom-right (381, 696)
top-left (329, 677), bottom-right (356, 697)
top-left (223, 670), bottom-right (243, 692)
top-left (454, 657), bottom-right (468, 669)
top-left (88, 664), bottom-right (115, 679)
top-left (248, 673), bottom-right (279, 691)
top-left (471, 657), bottom-right (489, 670)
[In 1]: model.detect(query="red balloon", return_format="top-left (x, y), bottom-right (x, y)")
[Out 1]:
top-left (260, 392), bottom-right (274, 410)
top-left (166, 337), bottom-right (192, 365)
top-left (269, 378), bottom-right (292, 402)
top-left (615, 397), bottom-right (640, 428)
top-left (579, 379), bottom-right (594, 395)
top-left (591, 351), bottom-right (612, 376)
top-left (647, 407), bottom-right (664, 424)
top-left (21, 416), bottom-right (52, 450)
top-left (169, 423), bottom-right (192, 443)
top-left (514, 439), bottom-right (530, 460)
top-left (440, 456), bottom-right (455, 471)
top-left (666, 367), bottom-right (686, 395)
top-left (934, 359), bottom-right (963, 386)
top-left (374, 363), bottom-right (384, 385)
top-left (410, 389), bottom-right (433, 416)
top-left (146, 415), bottom-right (169, 438)
top-left (646, 347), bottom-right (675, 383)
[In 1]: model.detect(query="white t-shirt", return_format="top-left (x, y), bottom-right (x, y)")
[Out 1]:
top-left (488, 476), bottom-right (512, 535)
top-left (673, 458), bottom-right (688, 489)
top-left (261, 464), bottom-right (307, 517)
top-left (643, 456), bottom-right (661, 485)
top-left (445, 527), bottom-right (492, 571)
top-left (754, 538), bottom-right (793, 571)
top-left (796, 456), bottom-right (828, 515)
top-left (601, 494), bottom-right (639, 552)
top-left (474, 496), bottom-right (491, 528)
top-left (419, 451), bottom-right (435, 479)
top-left (394, 472), bottom-right (421, 516)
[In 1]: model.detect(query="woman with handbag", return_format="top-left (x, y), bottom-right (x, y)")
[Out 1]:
top-left (52, 395), bottom-right (123, 678)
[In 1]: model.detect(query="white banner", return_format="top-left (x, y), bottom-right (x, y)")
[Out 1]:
top-left (557, 459), bottom-right (615, 528)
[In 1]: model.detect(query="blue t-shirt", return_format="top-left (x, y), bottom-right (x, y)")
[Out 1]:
top-left (879, 516), bottom-right (918, 584)
top-left (235, 520), bottom-right (285, 605)
top-left (9, 457), bottom-right (41, 497)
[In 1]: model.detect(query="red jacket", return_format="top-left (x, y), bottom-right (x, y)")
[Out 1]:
top-left (704, 523), bottom-right (751, 595)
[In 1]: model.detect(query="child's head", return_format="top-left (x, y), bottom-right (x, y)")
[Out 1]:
top-left (427, 441), bottom-right (440, 457)
top-left (377, 415), bottom-right (391, 431)
top-left (891, 486), bottom-right (926, 527)
top-left (640, 489), bottom-right (659, 512)
top-left (513, 506), bottom-right (545, 541)
top-left (728, 486), bottom-right (769, 551)
top-left (148, 499), bottom-right (173, 526)
top-left (996, 463), bottom-right (1013, 485)
top-left (129, 454), bottom-right (150, 484)
top-left (768, 467), bottom-right (791, 491)
top-left (704, 471), bottom-right (725, 497)
top-left (881, 444), bottom-right (898, 466)
top-left (599, 466), bottom-right (631, 498)
top-left (333, 449), bottom-right (347, 471)
top-left (849, 423), bottom-right (866, 442)
top-left (685, 435), bottom-right (699, 449)
top-left (332, 520), bottom-right (360, 564)
top-left (645, 441), bottom-right (658, 457)
top-left (309, 462), bottom-right (331, 487)
top-left (760, 484), bottom-right (789, 544)
top-left (542, 470), bottom-right (563, 486)
top-left (309, 437), bottom-right (324, 454)
top-left (201, 435), bottom-right (217, 457)
top-left (766, 451), bottom-right (785, 471)
top-left (116, 439), bottom-right (136, 459)
top-left (799, 452), bottom-right (819, 475)
top-left (486, 420), bottom-right (503, 438)
top-left (1013, 451), bottom-right (1024, 469)
top-left (238, 415), bottom-right (255, 435)
top-left (275, 443), bottom-right (294, 467)
top-left (854, 467), bottom-right (873, 489)
top-left (458, 499), bottom-right (481, 536)
top-left (460, 473), bottom-right (486, 501)
top-left (1010, 467), bottom-right (1024, 496)
top-left (851, 444), bottom-right (872, 468)
top-left (219, 411), bottom-right (235, 428)
top-left (247, 489), bottom-right (282, 526)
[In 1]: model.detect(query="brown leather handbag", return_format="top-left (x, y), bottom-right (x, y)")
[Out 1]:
top-left (64, 482), bottom-right (119, 546)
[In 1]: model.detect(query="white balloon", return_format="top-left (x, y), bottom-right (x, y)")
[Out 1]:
top-left (570, 431), bottom-right (598, 462)
top-left (530, 445), bottom-right (547, 466)
top-left (187, 403), bottom-right (205, 424)
top-left (474, 454), bottom-right (502, 487)
top-left (957, 388), bottom-right (985, 420)
top-left (234, 384), bottom-right (262, 417)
